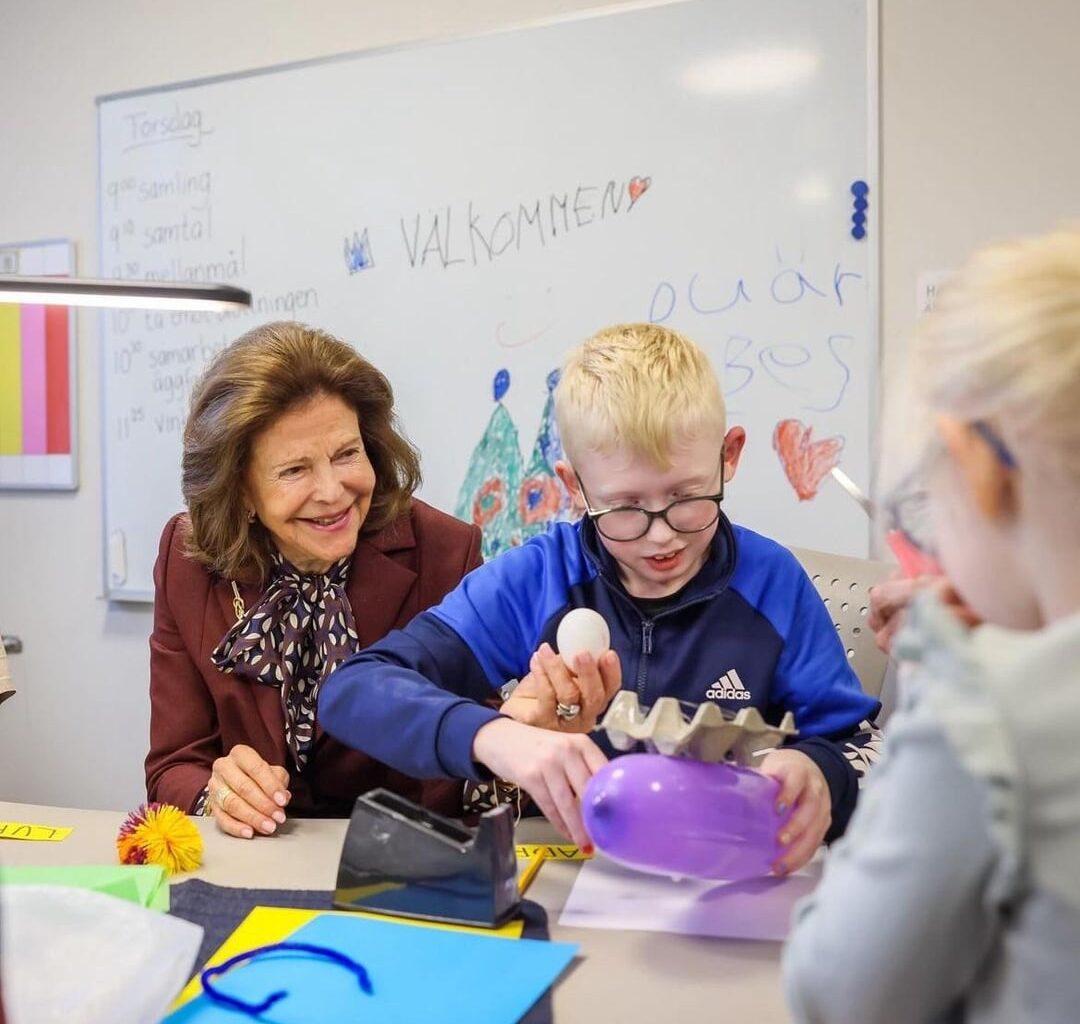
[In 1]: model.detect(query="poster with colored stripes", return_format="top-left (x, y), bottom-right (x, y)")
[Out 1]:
top-left (0, 239), bottom-right (77, 490)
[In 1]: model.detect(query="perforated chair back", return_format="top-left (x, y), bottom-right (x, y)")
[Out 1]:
top-left (789, 546), bottom-right (894, 699)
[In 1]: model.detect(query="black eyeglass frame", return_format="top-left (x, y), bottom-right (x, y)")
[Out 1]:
top-left (574, 461), bottom-right (726, 543)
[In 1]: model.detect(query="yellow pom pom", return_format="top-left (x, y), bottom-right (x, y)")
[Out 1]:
top-left (117, 802), bottom-right (203, 875)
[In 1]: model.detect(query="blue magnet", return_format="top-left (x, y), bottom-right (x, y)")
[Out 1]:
top-left (493, 368), bottom-right (510, 402)
top-left (851, 180), bottom-right (869, 197)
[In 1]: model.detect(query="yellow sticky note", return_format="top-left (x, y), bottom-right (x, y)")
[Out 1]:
top-left (515, 843), bottom-right (589, 861)
top-left (172, 904), bottom-right (525, 1010)
top-left (0, 821), bottom-right (73, 842)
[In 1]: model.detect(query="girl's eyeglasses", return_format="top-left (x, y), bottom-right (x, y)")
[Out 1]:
top-left (839, 421), bottom-right (1016, 578)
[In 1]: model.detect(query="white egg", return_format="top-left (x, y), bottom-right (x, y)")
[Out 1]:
top-left (556, 608), bottom-right (611, 669)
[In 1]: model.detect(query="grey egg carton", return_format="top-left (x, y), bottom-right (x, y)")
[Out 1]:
top-left (599, 691), bottom-right (798, 765)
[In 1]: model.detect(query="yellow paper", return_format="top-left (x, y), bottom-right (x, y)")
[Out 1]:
top-left (173, 904), bottom-right (525, 1009)
top-left (515, 843), bottom-right (589, 861)
top-left (0, 821), bottom-right (73, 842)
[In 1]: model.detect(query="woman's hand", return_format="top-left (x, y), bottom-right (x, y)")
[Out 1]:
top-left (472, 717), bottom-right (607, 848)
top-left (757, 748), bottom-right (831, 875)
top-left (208, 744), bottom-right (291, 839)
top-left (500, 643), bottom-right (622, 733)
top-left (869, 575), bottom-right (981, 654)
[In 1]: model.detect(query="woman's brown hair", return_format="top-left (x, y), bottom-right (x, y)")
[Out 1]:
top-left (181, 321), bottom-right (421, 582)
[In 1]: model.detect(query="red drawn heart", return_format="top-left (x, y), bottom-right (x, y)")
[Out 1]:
top-left (772, 419), bottom-right (845, 501)
top-left (628, 175), bottom-right (652, 206)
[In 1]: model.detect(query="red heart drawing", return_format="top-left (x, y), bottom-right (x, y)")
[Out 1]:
top-left (772, 419), bottom-right (845, 501)
top-left (628, 175), bottom-right (652, 206)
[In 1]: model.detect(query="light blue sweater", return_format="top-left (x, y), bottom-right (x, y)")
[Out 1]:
top-left (783, 595), bottom-right (1080, 1023)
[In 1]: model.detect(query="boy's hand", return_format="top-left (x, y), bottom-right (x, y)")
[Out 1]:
top-left (757, 748), bottom-right (831, 875)
top-left (472, 717), bottom-right (607, 848)
top-left (501, 643), bottom-right (622, 734)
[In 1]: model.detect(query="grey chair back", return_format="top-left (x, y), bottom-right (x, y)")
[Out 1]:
top-left (789, 546), bottom-right (894, 699)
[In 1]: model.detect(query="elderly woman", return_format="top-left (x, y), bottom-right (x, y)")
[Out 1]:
top-left (145, 322), bottom-right (482, 838)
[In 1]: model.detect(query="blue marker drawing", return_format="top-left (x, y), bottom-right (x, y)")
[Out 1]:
top-left (722, 335), bottom-right (755, 397)
top-left (647, 281), bottom-right (676, 323)
top-left (688, 273), bottom-right (752, 314)
top-left (802, 334), bottom-right (854, 413)
top-left (344, 229), bottom-right (374, 273)
top-left (758, 344), bottom-right (814, 392)
top-left (770, 268), bottom-right (828, 305)
top-left (833, 263), bottom-right (864, 306)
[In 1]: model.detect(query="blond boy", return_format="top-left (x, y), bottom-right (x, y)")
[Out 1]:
top-left (321, 325), bottom-right (880, 868)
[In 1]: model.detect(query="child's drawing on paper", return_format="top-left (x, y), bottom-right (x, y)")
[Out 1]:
top-left (456, 368), bottom-right (571, 558)
top-left (517, 369), bottom-right (570, 542)
top-left (773, 418), bottom-right (844, 501)
top-left (455, 369), bottom-right (522, 559)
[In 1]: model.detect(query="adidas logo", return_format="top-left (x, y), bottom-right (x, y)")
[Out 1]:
top-left (705, 668), bottom-right (751, 701)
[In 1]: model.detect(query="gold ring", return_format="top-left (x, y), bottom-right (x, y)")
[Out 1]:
top-left (216, 783), bottom-right (233, 809)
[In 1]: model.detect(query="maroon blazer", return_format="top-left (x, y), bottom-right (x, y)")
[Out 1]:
top-left (145, 499), bottom-right (482, 818)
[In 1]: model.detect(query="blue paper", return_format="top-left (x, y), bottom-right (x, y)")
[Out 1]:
top-left (167, 913), bottom-right (578, 1023)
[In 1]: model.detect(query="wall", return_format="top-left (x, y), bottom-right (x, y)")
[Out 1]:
top-left (2, 0), bottom-right (1079, 808)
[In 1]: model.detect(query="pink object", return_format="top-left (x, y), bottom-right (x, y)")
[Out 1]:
top-left (886, 529), bottom-right (943, 579)
top-left (582, 754), bottom-right (792, 881)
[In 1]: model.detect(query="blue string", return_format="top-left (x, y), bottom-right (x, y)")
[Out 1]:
top-left (200, 941), bottom-right (373, 1017)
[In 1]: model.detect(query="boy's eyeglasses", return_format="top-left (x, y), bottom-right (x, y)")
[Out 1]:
top-left (576, 471), bottom-right (725, 542)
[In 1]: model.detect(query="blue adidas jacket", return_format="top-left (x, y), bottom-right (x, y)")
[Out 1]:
top-left (319, 513), bottom-right (881, 839)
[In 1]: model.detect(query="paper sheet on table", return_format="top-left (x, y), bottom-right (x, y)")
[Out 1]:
top-left (166, 913), bottom-right (576, 1023)
top-left (559, 855), bottom-right (821, 941)
top-left (515, 843), bottom-right (589, 861)
top-left (0, 864), bottom-right (169, 911)
top-left (0, 820), bottom-right (72, 842)
top-left (171, 904), bottom-right (525, 1009)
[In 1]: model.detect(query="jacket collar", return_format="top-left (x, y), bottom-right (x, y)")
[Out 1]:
top-left (578, 509), bottom-right (739, 611)
top-left (345, 517), bottom-right (419, 648)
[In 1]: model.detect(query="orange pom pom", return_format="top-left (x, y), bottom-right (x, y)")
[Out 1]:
top-left (117, 802), bottom-right (203, 875)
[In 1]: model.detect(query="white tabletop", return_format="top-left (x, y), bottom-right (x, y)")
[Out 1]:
top-left (0, 801), bottom-right (791, 1022)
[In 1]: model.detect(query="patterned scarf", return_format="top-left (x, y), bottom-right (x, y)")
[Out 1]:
top-left (211, 553), bottom-right (360, 770)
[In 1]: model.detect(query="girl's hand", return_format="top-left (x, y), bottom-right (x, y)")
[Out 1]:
top-left (869, 574), bottom-right (981, 654)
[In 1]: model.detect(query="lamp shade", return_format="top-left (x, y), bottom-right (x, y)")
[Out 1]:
top-left (0, 275), bottom-right (251, 311)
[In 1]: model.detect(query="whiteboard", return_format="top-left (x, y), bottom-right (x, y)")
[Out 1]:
top-left (97, 0), bottom-right (877, 601)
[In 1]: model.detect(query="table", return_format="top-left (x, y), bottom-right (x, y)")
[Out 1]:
top-left (0, 801), bottom-right (791, 1021)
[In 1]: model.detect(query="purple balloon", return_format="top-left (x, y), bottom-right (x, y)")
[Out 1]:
top-left (583, 754), bottom-right (792, 881)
